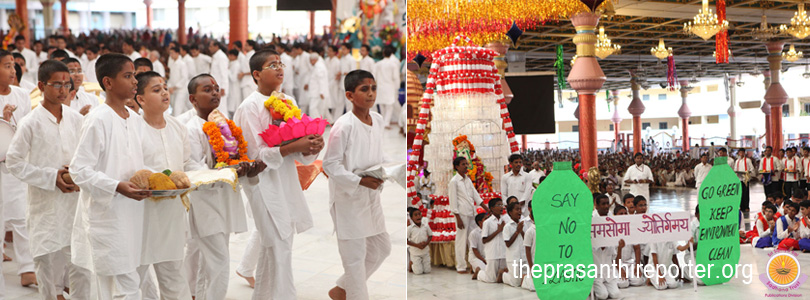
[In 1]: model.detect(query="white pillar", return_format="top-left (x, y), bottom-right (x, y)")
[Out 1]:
top-left (728, 77), bottom-right (740, 148)
top-left (53, 4), bottom-right (61, 32)
top-left (78, 9), bottom-right (88, 34)
top-left (102, 11), bottom-right (110, 29)
top-left (123, 11), bottom-right (132, 29)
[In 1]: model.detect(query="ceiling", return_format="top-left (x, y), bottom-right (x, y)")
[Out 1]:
top-left (515, 0), bottom-right (810, 90)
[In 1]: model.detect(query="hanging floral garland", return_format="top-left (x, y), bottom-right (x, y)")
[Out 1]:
top-left (715, 0), bottom-right (729, 64)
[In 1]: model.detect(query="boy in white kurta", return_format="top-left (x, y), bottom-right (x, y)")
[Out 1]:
top-left (168, 47), bottom-right (190, 117)
top-left (592, 195), bottom-right (621, 300)
top-left (134, 71), bottom-right (206, 299)
top-left (0, 50), bottom-right (37, 287)
top-left (623, 153), bottom-right (654, 202)
top-left (521, 203), bottom-right (535, 291)
top-left (372, 46), bottom-right (400, 128)
top-left (323, 69), bottom-right (392, 300)
top-left (502, 202), bottom-right (526, 287)
top-left (407, 209), bottom-right (431, 275)
top-left (477, 198), bottom-right (508, 283)
top-left (6, 60), bottom-right (92, 299)
top-left (469, 213), bottom-right (487, 280)
top-left (233, 49), bottom-right (324, 300)
top-left (70, 53), bottom-right (152, 300)
top-left (184, 74), bottom-right (260, 299)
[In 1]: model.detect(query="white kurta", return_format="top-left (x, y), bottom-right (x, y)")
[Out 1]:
top-left (448, 173), bottom-right (483, 217)
top-left (280, 53), bottom-right (296, 95)
top-left (68, 90), bottom-right (99, 114)
top-left (623, 164), bottom-right (653, 201)
top-left (733, 158), bottom-right (756, 182)
top-left (152, 60), bottom-right (166, 77)
top-left (194, 54), bottom-right (212, 75)
top-left (140, 116), bottom-right (203, 265)
top-left (693, 162), bottom-right (712, 188)
top-left (128, 51), bottom-right (141, 61)
top-left (182, 54), bottom-right (197, 78)
top-left (326, 56), bottom-right (341, 109)
top-left (228, 59), bottom-right (243, 113)
top-left (168, 57), bottom-right (190, 116)
top-left (240, 50), bottom-right (257, 93)
top-left (339, 55), bottom-right (357, 91)
top-left (323, 112), bottom-right (388, 240)
top-left (209, 50), bottom-right (230, 113)
top-left (294, 54), bottom-right (312, 93)
top-left (374, 56), bottom-right (400, 106)
top-left (69, 105), bottom-right (146, 275)
top-left (1, 85), bottom-right (33, 222)
top-left (306, 57), bottom-right (331, 118)
top-left (5, 105), bottom-right (82, 258)
top-left (358, 56), bottom-right (375, 74)
top-left (233, 91), bottom-right (316, 246)
top-left (184, 116), bottom-right (248, 238)
top-left (84, 58), bottom-right (98, 83)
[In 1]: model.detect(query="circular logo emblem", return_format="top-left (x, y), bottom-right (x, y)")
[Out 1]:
top-left (767, 252), bottom-right (801, 287)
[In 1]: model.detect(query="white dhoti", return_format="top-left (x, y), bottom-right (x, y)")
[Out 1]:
top-left (469, 256), bottom-right (486, 273)
top-left (137, 260), bottom-right (191, 300)
top-left (236, 230), bottom-right (261, 278)
top-left (336, 232), bottom-right (392, 300)
top-left (377, 103), bottom-right (395, 128)
top-left (98, 271), bottom-right (142, 300)
top-left (410, 253), bottom-right (431, 275)
top-left (503, 262), bottom-right (525, 287)
top-left (521, 273), bottom-right (535, 291)
top-left (183, 238), bottom-right (201, 297)
top-left (477, 258), bottom-right (505, 283)
top-left (616, 262), bottom-right (645, 288)
top-left (454, 214), bottom-right (474, 272)
top-left (648, 269), bottom-right (679, 290)
top-left (6, 217), bottom-right (35, 274)
top-left (592, 277), bottom-right (622, 300)
top-left (192, 232), bottom-right (230, 300)
top-left (253, 234), bottom-right (295, 300)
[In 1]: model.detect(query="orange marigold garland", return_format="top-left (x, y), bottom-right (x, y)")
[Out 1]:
top-left (203, 119), bottom-right (253, 167)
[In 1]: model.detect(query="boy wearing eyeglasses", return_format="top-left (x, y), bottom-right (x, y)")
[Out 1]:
top-left (63, 57), bottom-right (100, 115)
top-left (6, 60), bottom-right (92, 299)
top-left (233, 48), bottom-right (324, 300)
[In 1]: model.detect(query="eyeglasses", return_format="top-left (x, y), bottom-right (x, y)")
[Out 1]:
top-left (262, 62), bottom-right (285, 71)
top-left (46, 82), bottom-right (72, 90)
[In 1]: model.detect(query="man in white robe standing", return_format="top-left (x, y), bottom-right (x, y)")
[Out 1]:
top-left (373, 46), bottom-right (400, 128)
top-left (240, 40), bottom-right (258, 99)
top-left (358, 45), bottom-right (375, 74)
top-left (208, 41), bottom-right (230, 116)
top-left (191, 45), bottom-right (212, 75)
top-left (326, 45), bottom-right (341, 122)
top-left (339, 43), bottom-right (357, 115)
top-left (448, 156), bottom-right (486, 274)
top-left (306, 53), bottom-right (330, 119)
top-left (149, 50), bottom-right (166, 77)
top-left (168, 47), bottom-right (190, 117)
top-left (277, 44), bottom-right (295, 96)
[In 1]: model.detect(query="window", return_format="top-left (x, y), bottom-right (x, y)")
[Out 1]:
top-left (658, 94), bottom-right (667, 101)
top-left (642, 122), bottom-right (651, 129)
top-left (642, 94), bottom-right (650, 101)
top-left (804, 103), bottom-right (810, 115)
top-left (609, 124), bottom-right (614, 131)
top-left (153, 8), bottom-right (165, 22)
top-left (572, 125), bottom-right (579, 132)
top-left (783, 104), bottom-right (790, 117)
top-left (659, 122), bottom-right (667, 129)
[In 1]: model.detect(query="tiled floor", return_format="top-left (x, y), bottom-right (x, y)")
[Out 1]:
top-left (408, 184), bottom-right (810, 299)
top-left (3, 126), bottom-right (407, 300)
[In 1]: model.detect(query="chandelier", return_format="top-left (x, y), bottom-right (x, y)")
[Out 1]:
top-left (595, 26), bottom-right (621, 59)
top-left (751, 13), bottom-right (783, 40)
top-left (783, 44), bottom-right (804, 62)
top-left (651, 38), bottom-right (672, 60)
top-left (683, 0), bottom-right (728, 40)
top-left (780, 2), bottom-right (810, 39)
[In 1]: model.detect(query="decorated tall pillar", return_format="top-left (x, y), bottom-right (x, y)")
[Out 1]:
top-left (761, 70), bottom-right (772, 147)
top-left (678, 80), bottom-right (692, 152)
top-left (59, 0), bottom-right (68, 35)
top-left (764, 41), bottom-right (788, 151)
top-left (610, 90), bottom-right (622, 151)
top-left (178, 0), bottom-right (186, 45)
top-left (728, 77), bottom-right (741, 148)
top-left (628, 75), bottom-right (645, 154)
top-left (229, 0), bottom-right (248, 50)
top-left (15, 0), bottom-right (29, 46)
top-left (144, 0), bottom-right (153, 29)
top-left (567, 12), bottom-right (605, 171)
top-left (41, 1), bottom-right (54, 36)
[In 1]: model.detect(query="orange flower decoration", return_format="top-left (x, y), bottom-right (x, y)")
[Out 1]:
top-left (204, 120), bottom-right (253, 166)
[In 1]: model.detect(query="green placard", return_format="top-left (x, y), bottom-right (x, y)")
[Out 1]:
top-left (531, 161), bottom-right (594, 299)
top-left (696, 157), bottom-right (741, 285)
